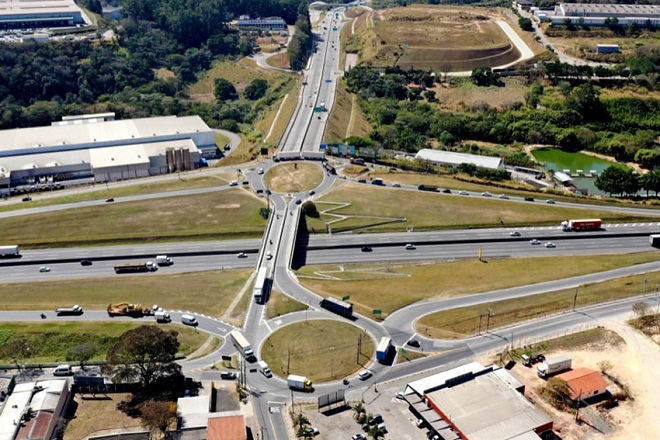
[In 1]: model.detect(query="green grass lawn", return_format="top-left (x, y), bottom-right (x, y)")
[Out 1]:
top-left (215, 132), bottom-right (231, 147)
top-left (306, 181), bottom-right (655, 233)
top-left (296, 253), bottom-right (660, 317)
top-left (261, 320), bottom-right (374, 382)
top-left (0, 322), bottom-right (212, 364)
top-left (0, 270), bottom-right (252, 316)
top-left (417, 269), bottom-right (660, 339)
top-left (266, 290), bottom-right (309, 319)
top-left (0, 174), bottom-right (236, 214)
top-left (1, 189), bottom-right (267, 248)
top-left (264, 163), bottom-right (324, 193)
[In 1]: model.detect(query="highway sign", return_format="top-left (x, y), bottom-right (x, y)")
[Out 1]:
top-left (342, 295), bottom-right (350, 301)
top-left (373, 309), bottom-right (382, 315)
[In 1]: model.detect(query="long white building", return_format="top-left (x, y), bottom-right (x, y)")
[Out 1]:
top-left (0, 0), bottom-right (89, 29)
top-left (535, 3), bottom-right (660, 26)
top-left (0, 113), bottom-right (217, 195)
top-left (415, 149), bottom-right (504, 170)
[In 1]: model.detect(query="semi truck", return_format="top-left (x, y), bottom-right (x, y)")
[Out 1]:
top-left (561, 219), bottom-right (601, 232)
top-left (0, 245), bottom-right (20, 257)
top-left (230, 330), bottom-right (255, 359)
top-left (154, 311), bottom-right (171, 323)
top-left (107, 302), bottom-right (153, 317)
top-left (417, 184), bottom-right (438, 192)
top-left (156, 255), bottom-right (173, 266)
top-left (650, 234), bottom-right (660, 247)
top-left (537, 355), bottom-right (572, 378)
top-left (253, 267), bottom-right (269, 304)
top-left (55, 305), bottom-right (84, 316)
top-left (376, 337), bottom-right (393, 363)
top-left (114, 262), bottom-right (158, 274)
top-left (320, 297), bottom-right (353, 318)
top-left (287, 374), bottom-right (313, 391)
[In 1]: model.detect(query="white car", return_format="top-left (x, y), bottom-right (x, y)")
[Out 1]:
top-left (266, 251), bottom-right (273, 260)
top-left (499, 194), bottom-right (509, 199)
top-left (39, 266), bottom-right (51, 273)
top-left (257, 168), bottom-right (264, 175)
top-left (530, 239), bottom-right (540, 245)
top-left (458, 190), bottom-right (468, 196)
top-left (405, 244), bottom-right (416, 250)
top-left (545, 242), bottom-right (556, 248)
top-left (546, 199), bottom-right (555, 204)
top-left (237, 252), bottom-right (248, 258)
top-left (481, 191), bottom-right (492, 197)
top-left (358, 370), bottom-right (373, 380)
top-left (229, 180), bottom-right (238, 187)
top-left (509, 231), bottom-right (521, 237)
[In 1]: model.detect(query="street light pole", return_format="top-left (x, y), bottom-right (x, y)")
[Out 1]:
top-left (572, 287), bottom-right (579, 311)
top-left (486, 308), bottom-right (493, 333)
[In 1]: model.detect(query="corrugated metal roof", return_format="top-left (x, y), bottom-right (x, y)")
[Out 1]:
top-left (208, 413), bottom-right (247, 440)
top-left (407, 361), bottom-right (484, 396)
top-left (15, 411), bottom-right (53, 440)
top-left (89, 144), bottom-right (150, 168)
top-left (415, 149), bottom-right (503, 169)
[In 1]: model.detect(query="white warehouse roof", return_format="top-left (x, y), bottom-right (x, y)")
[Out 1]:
top-left (415, 149), bottom-right (503, 169)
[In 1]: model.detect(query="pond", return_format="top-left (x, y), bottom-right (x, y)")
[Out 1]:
top-left (531, 148), bottom-right (626, 196)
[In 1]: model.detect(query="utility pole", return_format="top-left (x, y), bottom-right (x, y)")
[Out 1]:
top-left (643, 275), bottom-right (648, 295)
top-left (572, 287), bottom-right (579, 311)
top-left (486, 308), bottom-right (493, 333)
top-left (478, 314), bottom-right (484, 335)
top-left (356, 334), bottom-right (362, 364)
top-left (287, 350), bottom-right (291, 375)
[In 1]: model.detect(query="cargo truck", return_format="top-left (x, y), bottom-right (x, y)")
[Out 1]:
top-left (107, 302), bottom-right (153, 317)
top-left (55, 305), bottom-right (83, 316)
top-left (0, 245), bottom-right (20, 257)
top-left (561, 219), bottom-right (601, 232)
top-left (156, 255), bottom-right (173, 266)
top-left (258, 360), bottom-right (272, 378)
top-left (154, 311), bottom-right (171, 323)
top-left (114, 262), bottom-right (158, 274)
top-left (537, 355), bottom-right (572, 378)
top-left (376, 337), bottom-right (393, 363)
top-left (230, 330), bottom-right (255, 359)
top-left (417, 184), bottom-right (438, 192)
top-left (287, 374), bottom-right (313, 391)
top-left (253, 267), bottom-right (269, 304)
top-left (650, 234), bottom-right (660, 247)
top-left (320, 297), bottom-right (353, 317)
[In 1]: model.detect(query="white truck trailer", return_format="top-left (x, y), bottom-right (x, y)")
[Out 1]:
top-left (287, 374), bottom-right (313, 391)
top-left (537, 355), bottom-right (572, 378)
top-left (0, 245), bottom-right (20, 257)
top-left (230, 330), bottom-right (255, 359)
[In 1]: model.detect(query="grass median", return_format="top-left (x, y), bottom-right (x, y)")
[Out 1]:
top-left (417, 269), bottom-right (660, 339)
top-left (1, 189), bottom-right (267, 248)
top-left (0, 270), bottom-right (253, 316)
top-left (266, 290), bottom-right (308, 319)
top-left (308, 181), bottom-right (654, 234)
top-left (261, 320), bottom-right (374, 382)
top-left (264, 162), bottom-right (324, 193)
top-left (0, 322), bottom-right (214, 364)
top-left (296, 253), bottom-right (660, 318)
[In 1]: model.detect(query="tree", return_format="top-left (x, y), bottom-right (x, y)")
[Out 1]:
top-left (244, 78), bottom-right (268, 100)
top-left (352, 402), bottom-right (366, 423)
top-left (140, 400), bottom-right (178, 436)
top-left (518, 17), bottom-right (533, 32)
top-left (545, 377), bottom-right (571, 409)
top-left (214, 78), bottom-right (238, 102)
top-left (66, 343), bottom-right (97, 370)
top-left (632, 301), bottom-right (650, 319)
top-left (104, 326), bottom-right (180, 389)
top-left (598, 360), bottom-right (612, 375)
top-left (0, 336), bottom-right (30, 372)
top-left (301, 201), bottom-right (319, 218)
top-left (595, 166), bottom-right (639, 197)
top-left (640, 170), bottom-right (660, 197)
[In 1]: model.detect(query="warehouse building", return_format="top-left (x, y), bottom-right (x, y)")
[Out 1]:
top-left (535, 3), bottom-right (660, 26)
top-left (0, 113), bottom-right (216, 196)
top-left (403, 362), bottom-right (553, 440)
top-left (415, 149), bottom-right (504, 170)
top-left (232, 16), bottom-right (287, 32)
top-left (0, 0), bottom-right (89, 29)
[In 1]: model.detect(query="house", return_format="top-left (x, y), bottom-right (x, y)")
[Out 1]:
top-left (557, 368), bottom-right (608, 401)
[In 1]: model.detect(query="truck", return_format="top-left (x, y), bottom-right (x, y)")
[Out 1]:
top-left (0, 245), bottom-right (20, 258)
top-left (156, 255), bottom-right (173, 266)
top-left (253, 267), bottom-right (269, 304)
top-left (417, 184), bottom-right (439, 192)
top-left (537, 355), bottom-right (572, 378)
top-left (107, 302), bottom-right (153, 317)
top-left (561, 219), bottom-right (601, 232)
top-left (350, 157), bottom-right (365, 165)
top-left (230, 330), bottom-right (255, 359)
top-left (371, 178), bottom-right (384, 186)
top-left (55, 305), bottom-right (84, 316)
top-left (287, 374), bottom-right (313, 391)
top-left (154, 310), bottom-right (171, 323)
top-left (650, 234), bottom-right (660, 247)
top-left (376, 337), bottom-right (393, 363)
top-left (521, 353), bottom-right (545, 367)
top-left (258, 360), bottom-right (272, 378)
top-left (320, 297), bottom-right (353, 318)
top-left (114, 262), bottom-right (158, 274)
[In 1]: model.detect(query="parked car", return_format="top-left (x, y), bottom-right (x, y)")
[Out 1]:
top-left (303, 426), bottom-right (319, 436)
top-left (22, 196), bottom-right (32, 202)
top-left (220, 371), bottom-right (237, 380)
top-left (39, 266), bottom-right (50, 273)
top-left (237, 252), bottom-right (248, 258)
top-left (530, 239), bottom-right (540, 245)
top-left (405, 244), bottom-right (416, 250)
top-left (395, 391), bottom-right (405, 400)
top-left (510, 231), bottom-right (521, 237)
top-left (361, 246), bottom-right (373, 252)
top-left (545, 242), bottom-right (556, 248)
top-left (358, 370), bottom-right (373, 380)
top-left (369, 414), bottom-right (383, 425)
top-left (352, 434), bottom-right (366, 440)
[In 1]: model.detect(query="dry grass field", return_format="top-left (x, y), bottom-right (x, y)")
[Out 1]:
top-left (359, 5), bottom-right (520, 71)
top-left (324, 80), bottom-right (372, 143)
top-left (264, 162), bottom-right (324, 193)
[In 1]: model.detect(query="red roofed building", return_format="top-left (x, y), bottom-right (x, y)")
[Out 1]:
top-left (557, 368), bottom-right (608, 401)
top-left (208, 413), bottom-right (247, 440)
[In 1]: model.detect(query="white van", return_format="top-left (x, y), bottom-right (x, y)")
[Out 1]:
top-left (53, 364), bottom-right (73, 376)
top-left (258, 360), bottom-right (272, 378)
top-left (181, 314), bottom-right (198, 326)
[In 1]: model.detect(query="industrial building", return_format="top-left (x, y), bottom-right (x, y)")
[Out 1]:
top-left (557, 368), bottom-right (608, 401)
top-left (534, 3), bottom-right (660, 26)
top-left (403, 362), bottom-right (553, 440)
top-left (177, 392), bottom-right (247, 440)
top-left (232, 16), bottom-right (287, 32)
top-left (0, 0), bottom-right (89, 29)
top-left (415, 149), bottom-right (504, 170)
top-left (0, 378), bottom-right (72, 440)
top-left (0, 113), bottom-right (216, 196)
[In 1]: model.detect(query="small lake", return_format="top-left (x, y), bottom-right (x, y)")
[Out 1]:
top-left (531, 148), bottom-right (625, 196)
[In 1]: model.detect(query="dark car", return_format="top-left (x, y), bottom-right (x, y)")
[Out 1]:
top-left (80, 260), bottom-right (93, 266)
top-left (106, 197), bottom-right (114, 202)
top-left (22, 197), bottom-right (32, 202)
top-left (295, 199), bottom-right (302, 205)
top-left (524, 197), bottom-right (535, 202)
top-left (442, 189), bottom-right (451, 194)
top-left (223, 144), bottom-right (231, 151)
top-left (361, 246), bottom-right (373, 252)
top-left (220, 371), bottom-right (237, 380)
top-left (407, 339), bottom-right (421, 348)
top-left (357, 179), bottom-right (367, 183)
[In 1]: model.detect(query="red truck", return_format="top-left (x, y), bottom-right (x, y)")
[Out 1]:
top-left (561, 218), bottom-right (602, 232)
